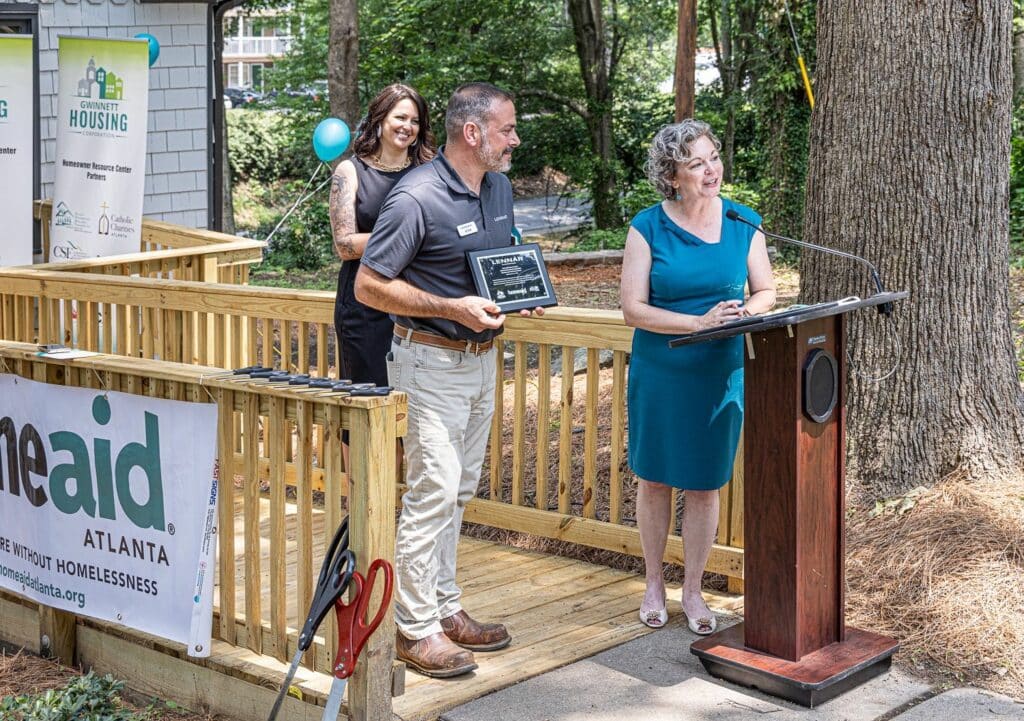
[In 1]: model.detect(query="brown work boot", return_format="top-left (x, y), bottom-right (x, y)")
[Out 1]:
top-left (395, 630), bottom-right (478, 678)
top-left (440, 609), bottom-right (511, 651)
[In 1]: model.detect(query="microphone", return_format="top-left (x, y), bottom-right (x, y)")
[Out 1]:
top-left (725, 208), bottom-right (893, 316)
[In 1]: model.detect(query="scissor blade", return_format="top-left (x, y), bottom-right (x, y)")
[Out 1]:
top-left (267, 649), bottom-right (304, 721)
top-left (320, 677), bottom-right (347, 721)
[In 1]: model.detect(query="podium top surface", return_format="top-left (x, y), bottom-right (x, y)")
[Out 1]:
top-left (667, 291), bottom-right (909, 348)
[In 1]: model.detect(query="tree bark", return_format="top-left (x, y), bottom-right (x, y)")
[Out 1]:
top-left (328, 0), bottom-right (359, 131)
top-left (801, 1), bottom-right (1024, 497)
top-left (567, 0), bottom-right (622, 228)
top-left (674, 0), bottom-right (697, 121)
top-left (220, 110), bottom-right (235, 235)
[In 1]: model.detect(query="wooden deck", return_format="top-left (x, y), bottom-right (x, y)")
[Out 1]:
top-left (217, 497), bottom-right (741, 721)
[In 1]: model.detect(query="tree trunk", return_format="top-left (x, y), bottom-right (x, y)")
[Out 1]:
top-left (328, 0), bottom-right (359, 129)
top-left (220, 110), bottom-right (235, 235)
top-left (674, 0), bottom-right (697, 121)
top-left (567, 0), bottom-right (622, 228)
top-left (588, 111), bottom-right (618, 229)
top-left (801, 1), bottom-right (1024, 497)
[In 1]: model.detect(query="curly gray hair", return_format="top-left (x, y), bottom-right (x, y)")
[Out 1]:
top-left (645, 119), bottom-right (722, 200)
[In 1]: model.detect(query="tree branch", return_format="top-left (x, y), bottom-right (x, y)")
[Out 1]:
top-left (517, 88), bottom-right (590, 119)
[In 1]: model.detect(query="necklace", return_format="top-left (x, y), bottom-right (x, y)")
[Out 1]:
top-left (370, 154), bottom-right (411, 173)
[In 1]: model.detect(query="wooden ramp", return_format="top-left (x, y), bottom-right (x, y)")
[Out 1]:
top-left (217, 497), bottom-right (740, 721)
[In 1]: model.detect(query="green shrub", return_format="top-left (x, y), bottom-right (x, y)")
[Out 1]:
top-left (227, 109), bottom-right (311, 184)
top-left (263, 197), bottom-right (334, 271)
top-left (573, 227), bottom-right (628, 252)
top-left (1011, 100), bottom-right (1024, 251)
top-left (0, 671), bottom-right (148, 721)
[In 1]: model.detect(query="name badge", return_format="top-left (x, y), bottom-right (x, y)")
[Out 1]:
top-left (457, 221), bottom-right (479, 237)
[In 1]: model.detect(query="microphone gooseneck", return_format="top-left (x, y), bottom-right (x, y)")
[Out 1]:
top-left (725, 209), bottom-right (893, 316)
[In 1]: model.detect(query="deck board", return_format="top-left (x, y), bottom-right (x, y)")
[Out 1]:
top-left (214, 495), bottom-right (739, 721)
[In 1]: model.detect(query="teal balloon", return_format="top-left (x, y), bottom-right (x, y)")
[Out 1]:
top-left (134, 33), bottom-right (160, 66)
top-left (313, 118), bottom-right (351, 162)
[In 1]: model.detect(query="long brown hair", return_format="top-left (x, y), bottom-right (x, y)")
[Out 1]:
top-left (351, 84), bottom-right (436, 165)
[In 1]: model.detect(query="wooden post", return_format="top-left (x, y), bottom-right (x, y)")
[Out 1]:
top-left (674, 0), bottom-right (697, 120)
top-left (347, 399), bottom-right (398, 721)
top-left (38, 607), bottom-right (76, 664)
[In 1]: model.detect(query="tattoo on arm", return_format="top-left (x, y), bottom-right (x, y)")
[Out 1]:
top-left (329, 172), bottom-right (359, 260)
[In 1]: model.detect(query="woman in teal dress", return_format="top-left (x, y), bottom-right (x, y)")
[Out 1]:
top-left (621, 120), bottom-right (776, 634)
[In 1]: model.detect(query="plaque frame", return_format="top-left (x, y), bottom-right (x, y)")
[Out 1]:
top-left (466, 242), bottom-right (558, 313)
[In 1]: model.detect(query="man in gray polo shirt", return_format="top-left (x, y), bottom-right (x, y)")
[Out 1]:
top-left (356, 82), bottom-right (543, 678)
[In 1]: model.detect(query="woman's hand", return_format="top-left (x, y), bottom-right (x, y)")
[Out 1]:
top-left (700, 300), bottom-right (744, 330)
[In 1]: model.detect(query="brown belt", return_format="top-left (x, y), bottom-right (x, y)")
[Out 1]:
top-left (393, 324), bottom-right (494, 355)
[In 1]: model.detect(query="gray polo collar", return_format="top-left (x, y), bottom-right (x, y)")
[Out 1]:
top-left (435, 146), bottom-right (493, 198)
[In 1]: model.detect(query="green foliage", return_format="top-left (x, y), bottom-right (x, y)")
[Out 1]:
top-left (232, 178), bottom-right (333, 272)
top-left (264, 196), bottom-right (333, 271)
top-left (573, 226), bottom-right (628, 251)
top-left (1011, 100), bottom-right (1024, 250)
top-left (227, 110), bottom-right (314, 184)
top-left (621, 182), bottom-right (662, 220)
top-left (0, 672), bottom-right (148, 721)
top-left (512, 112), bottom-right (590, 180)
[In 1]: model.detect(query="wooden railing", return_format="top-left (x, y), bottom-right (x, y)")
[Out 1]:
top-left (0, 268), bottom-right (746, 585)
top-left (0, 271), bottom-right (335, 372)
top-left (475, 313), bottom-right (744, 583)
top-left (29, 200), bottom-right (263, 285)
top-left (0, 341), bottom-right (405, 720)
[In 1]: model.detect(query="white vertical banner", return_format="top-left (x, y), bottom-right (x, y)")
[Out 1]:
top-left (51, 36), bottom-right (149, 261)
top-left (0, 35), bottom-right (34, 267)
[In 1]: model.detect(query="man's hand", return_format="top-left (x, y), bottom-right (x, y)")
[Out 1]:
top-left (451, 296), bottom-right (506, 332)
top-left (518, 307), bottom-right (546, 318)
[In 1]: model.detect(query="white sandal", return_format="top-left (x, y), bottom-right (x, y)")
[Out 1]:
top-left (639, 606), bottom-right (668, 628)
top-left (639, 593), bottom-right (669, 629)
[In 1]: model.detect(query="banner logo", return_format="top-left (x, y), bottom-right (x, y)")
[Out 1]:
top-left (76, 57), bottom-right (125, 100)
top-left (1, 395), bottom-right (167, 531)
top-left (69, 57), bottom-right (129, 136)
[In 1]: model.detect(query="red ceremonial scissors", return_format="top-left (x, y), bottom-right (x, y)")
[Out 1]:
top-left (320, 558), bottom-right (394, 721)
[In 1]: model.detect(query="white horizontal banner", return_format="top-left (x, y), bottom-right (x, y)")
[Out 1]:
top-left (0, 374), bottom-right (219, 656)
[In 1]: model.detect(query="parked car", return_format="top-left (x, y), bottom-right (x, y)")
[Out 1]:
top-left (225, 86), bottom-right (262, 107)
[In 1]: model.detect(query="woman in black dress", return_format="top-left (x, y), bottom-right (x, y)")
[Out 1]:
top-left (330, 84), bottom-right (436, 390)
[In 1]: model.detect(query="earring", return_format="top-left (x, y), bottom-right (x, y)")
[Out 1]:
top-left (674, 192), bottom-right (682, 201)
top-left (376, 125), bottom-right (382, 138)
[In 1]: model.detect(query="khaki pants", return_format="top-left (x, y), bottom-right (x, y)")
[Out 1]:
top-left (387, 338), bottom-right (497, 640)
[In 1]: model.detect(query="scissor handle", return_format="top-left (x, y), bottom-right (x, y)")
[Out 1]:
top-left (297, 536), bottom-right (355, 651)
top-left (331, 559), bottom-right (394, 680)
top-left (317, 518), bottom-right (350, 589)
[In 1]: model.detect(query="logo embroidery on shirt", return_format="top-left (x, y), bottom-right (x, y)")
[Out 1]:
top-left (457, 221), bottom-right (479, 237)
top-left (493, 215), bottom-right (509, 222)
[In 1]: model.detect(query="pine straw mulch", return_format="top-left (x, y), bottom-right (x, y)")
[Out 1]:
top-left (846, 469), bottom-right (1024, 699)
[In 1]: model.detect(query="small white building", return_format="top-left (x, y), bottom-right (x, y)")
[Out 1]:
top-left (1, 0), bottom-right (236, 233)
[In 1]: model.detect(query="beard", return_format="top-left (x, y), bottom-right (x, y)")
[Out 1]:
top-left (477, 134), bottom-right (511, 173)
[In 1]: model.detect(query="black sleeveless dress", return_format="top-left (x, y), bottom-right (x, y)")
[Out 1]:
top-left (334, 156), bottom-right (412, 385)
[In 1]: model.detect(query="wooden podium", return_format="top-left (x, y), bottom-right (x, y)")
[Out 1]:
top-left (670, 292), bottom-right (907, 707)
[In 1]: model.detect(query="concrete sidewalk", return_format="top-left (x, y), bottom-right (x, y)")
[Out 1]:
top-left (440, 615), bottom-right (1023, 721)
top-left (514, 195), bottom-right (591, 236)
